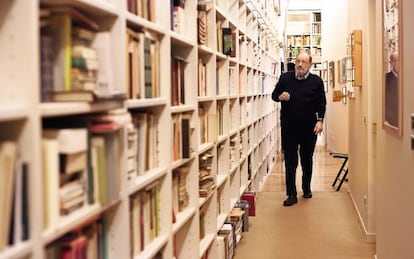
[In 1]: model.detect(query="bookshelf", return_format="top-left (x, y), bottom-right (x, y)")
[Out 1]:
top-left (285, 10), bottom-right (323, 72)
top-left (0, 0), bottom-right (281, 258)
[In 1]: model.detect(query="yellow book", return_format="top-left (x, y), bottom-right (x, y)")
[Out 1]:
top-left (0, 141), bottom-right (17, 249)
top-left (41, 139), bottom-right (60, 230)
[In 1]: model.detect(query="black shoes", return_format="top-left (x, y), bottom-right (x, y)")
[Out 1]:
top-left (283, 195), bottom-right (298, 206)
top-left (303, 192), bottom-right (313, 199)
top-left (283, 192), bottom-right (312, 206)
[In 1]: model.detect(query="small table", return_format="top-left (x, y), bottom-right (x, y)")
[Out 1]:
top-left (330, 152), bottom-right (349, 191)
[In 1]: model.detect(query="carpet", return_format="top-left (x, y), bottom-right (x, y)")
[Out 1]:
top-left (233, 191), bottom-right (376, 259)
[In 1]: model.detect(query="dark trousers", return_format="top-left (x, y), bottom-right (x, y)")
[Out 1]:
top-left (282, 129), bottom-right (317, 196)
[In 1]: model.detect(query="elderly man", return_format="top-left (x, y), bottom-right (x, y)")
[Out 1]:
top-left (272, 52), bottom-right (327, 206)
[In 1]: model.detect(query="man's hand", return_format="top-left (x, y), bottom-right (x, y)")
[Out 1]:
top-left (279, 91), bottom-right (290, 101)
top-left (314, 121), bottom-right (323, 134)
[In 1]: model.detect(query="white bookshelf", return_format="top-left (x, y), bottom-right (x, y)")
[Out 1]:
top-left (285, 9), bottom-right (323, 70)
top-left (0, 0), bottom-right (282, 258)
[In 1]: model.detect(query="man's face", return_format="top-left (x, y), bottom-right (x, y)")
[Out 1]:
top-left (295, 54), bottom-right (312, 76)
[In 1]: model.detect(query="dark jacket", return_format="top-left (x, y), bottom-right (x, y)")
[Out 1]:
top-left (272, 71), bottom-right (326, 132)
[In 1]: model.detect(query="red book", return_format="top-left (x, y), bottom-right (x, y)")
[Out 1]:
top-left (90, 121), bottom-right (122, 133)
top-left (241, 192), bottom-right (256, 216)
top-left (60, 235), bottom-right (88, 259)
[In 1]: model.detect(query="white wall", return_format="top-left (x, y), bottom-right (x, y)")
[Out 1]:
top-left (375, 0), bottom-right (414, 257)
top-left (281, 0), bottom-right (414, 257)
top-left (320, 0), bottom-right (349, 153)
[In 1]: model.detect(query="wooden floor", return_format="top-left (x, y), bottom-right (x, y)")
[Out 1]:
top-left (262, 145), bottom-right (348, 193)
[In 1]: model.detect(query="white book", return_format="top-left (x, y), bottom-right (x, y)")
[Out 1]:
top-left (92, 32), bottom-right (115, 95)
top-left (43, 128), bottom-right (88, 154)
top-left (41, 139), bottom-right (60, 229)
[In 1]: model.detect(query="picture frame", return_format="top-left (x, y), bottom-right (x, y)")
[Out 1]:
top-left (341, 57), bottom-right (347, 84)
top-left (329, 61), bottom-right (335, 88)
top-left (382, 0), bottom-right (402, 136)
top-left (337, 60), bottom-right (341, 83)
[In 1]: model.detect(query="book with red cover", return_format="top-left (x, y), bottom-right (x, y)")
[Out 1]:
top-left (241, 192), bottom-right (256, 216)
top-left (60, 235), bottom-right (88, 259)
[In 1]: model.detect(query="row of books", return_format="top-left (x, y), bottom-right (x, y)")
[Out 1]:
top-left (172, 165), bottom-right (190, 215)
top-left (46, 218), bottom-right (109, 258)
top-left (202, 59), bottom-right (265, 99)
top-left (199, 150), bottom-right (215, 198)
top-left (0, 142), bottom-right (29, 251)
top-left (172, 113), bottom-right (192, 161)
top-left (287, 35), bottom-right (311, 47)
top-left (41, 109), bottom-right (130, 230)
top-left (127, 0), bottom-right (155, 21)
top-left (126, 29), bottom-right (160, 100)
top-left (198, 104), bottom-right (218, 145)
top-left (216, 201), bottom-right (250, 259)
top-left (40, 6), bottom-right (116, 103)
top-left (129, 181), bottom-right (160, 257)
top-left (126, 112), bottom-right (159, 187)
top-left (171, 56), bottom-right (187, 106)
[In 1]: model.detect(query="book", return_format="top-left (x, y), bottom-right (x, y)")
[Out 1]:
top-left (150, 37), bottom-right (160, 98)
top-left (91, 136), bottom-right (107, 205)
top-left (133, 113), bottom-right (149, 174)
top-left (173, 166), bottom-right (189, 212)
top-left (231, 30), bottom-right (236, 57)
top-left (172, 4), bottom-right (185, 34)
top-left (45, 13), bottom-right (72, 91)
top-left (181, 114), bottom-right (191, 158)
top-left (143, 33), bottom-right (153, 98)
top-left (60, 191), bottom-right (85, 215)
top-left (50, 89), bottom-right (126, 102)
top-left (72, 26), bottom-right (95, 42)
top-left (197, 59), bottom-right (206, 96)
top-left (222, 27), bottom-right (232, 55)
top-left (126, 30), bottom-right (140, 99)
top-left (90, 121), bottom-right (124, 133)
top-left (197, 10), bottom-right (207, 45)
top-left (43, 128), bottom-right (88, 154)
top-left (171, 56), bottom-right (187, 105)
top-left (43, 128), bottom-right (89, 219)
top-left (91, 31), bottom-right (115, 95)
top-left (51, 90), bottom-right (95, 102)
top-left (128, 29), bottom-right (154, 99)
top-left (0, 141), bottom-right (17, 249)
top-left (12, 162), bottom-right (30, 243)
top-left (40, 35), bottom-right (55, 102)
top-left (241, 192), bottom-right (256, 216)
top-left (60, 234), bottom-right (89, 259)
top-left (20, 162), bottom-right (30, 241)
top-left (59, 151), bottom-right (87, 174)
top-left (172, 114), bottom-right (181, 161)
top-left (130, 193), bottom-right (143, 255)
top-left (41, 139), bottom-right (60, 229)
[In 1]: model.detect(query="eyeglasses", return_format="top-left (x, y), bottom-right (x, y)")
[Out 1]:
top-left (295, 59), bottom-right (310, 64)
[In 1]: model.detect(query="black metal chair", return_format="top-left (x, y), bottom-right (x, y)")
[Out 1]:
top-left (330, 152), bottom-right (349, 191)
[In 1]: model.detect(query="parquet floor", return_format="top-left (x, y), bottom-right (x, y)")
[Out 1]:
top-left (262, 145), bottom-right (348, 193)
